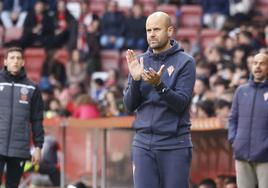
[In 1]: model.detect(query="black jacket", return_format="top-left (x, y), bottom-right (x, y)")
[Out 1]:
top-left (0, 68), bottom-right (44, 159)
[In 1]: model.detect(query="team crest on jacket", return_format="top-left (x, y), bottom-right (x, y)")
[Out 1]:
top-left (19, 87), bottom-right (29, 104)
top-left (167, 65), bottom-right (174, 76)
top-left (0, 86), bottom-right (4, 91)
top-left (264, 92), bottom-right (268, 101)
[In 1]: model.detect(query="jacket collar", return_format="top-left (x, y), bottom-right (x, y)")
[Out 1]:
top-left (248, 75), bottom-right (268, 88)
top-left (147, 39), bottom-right (184, 61)
top-left (2, 67), bottom-right (27, 82)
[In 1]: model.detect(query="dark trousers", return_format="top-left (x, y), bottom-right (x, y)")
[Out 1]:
top-left (0, 155), bottom-right (26, 188)
top-left (132, 146), bottom-right (192, 188)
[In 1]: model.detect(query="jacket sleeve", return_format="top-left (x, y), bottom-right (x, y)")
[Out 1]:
top-left (30, 86), bottom-right (45, 149)
top-left (123, 75), bottom-right (142, 112)
top-left (155, 59), bottom-right (196, 114)
top-left (228, 88), bottom-right (239, 144)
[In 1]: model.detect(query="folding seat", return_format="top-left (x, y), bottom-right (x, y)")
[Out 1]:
top-left (179, 5), bottom-right (202, 29)
top-left (90, 1), bottom-right (106, 17)
top-left (24, 48), bottom-right (46, 74)
top-left (27, 71), bottom-right (41, 83)
top-left (54, 48), bottom-right (69, 65)
top-left (157, 4), bottom-right (178, 26)
top-left (4, 27), bottom-right (23, 44)
top-left (176, 28), bottom-right (199, 45)
top-left (0, 48), bottom-right (6, 68)
top-left (143, 3), bottom-right (155, 16)
top-left (255, 2), bottom-right (268, 17)
top-left (100, 50), bottom-right (120, 72)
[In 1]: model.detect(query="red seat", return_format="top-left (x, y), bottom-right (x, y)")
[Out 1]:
top-left (100, 50), bottom-right (120, 72)
top-left (0, 26), bottom-right (4, 45)
top-left (143, 3), bottom-right (156, 16)
top-left (200, 29), bottom-right (222, 50)
top-left (138, 0), bottom-right (157, 4)
top-left (0, 48), bottom-right (7, 68)
top-left (176, 28), bottom-right (199, 45)
top-left (4, 27), bottom-right (23, 43)
top-left (255, 3), bottom-right (268, 17)
top-left (90, 2), bottom-right (106, 17)
top-left (27, 71), bottom-right (41, 83)
top-left (120, 50), bottom-right (143, 77)
top-left (157, 4), bottom-right (178, 25)
top-left (54, 48), bottom-right (69, 65)
top-left (24, 48), bottom-right (46, 73)
top-left (179, 5), bottom-right (202, 29)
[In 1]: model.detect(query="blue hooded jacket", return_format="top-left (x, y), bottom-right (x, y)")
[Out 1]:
top-left (123, 40), bottom-right (196, 150)
top-left (228, 78), bottom-right (268, 162)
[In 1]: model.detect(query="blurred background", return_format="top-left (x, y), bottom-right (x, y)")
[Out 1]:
top-left (0, 0), bottom-right (266, 187)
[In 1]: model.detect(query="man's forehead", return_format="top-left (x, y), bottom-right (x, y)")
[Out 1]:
top-left (254, 54), bottom-right (268, 63)
top-left (7, 51), bottom-right (23, 59)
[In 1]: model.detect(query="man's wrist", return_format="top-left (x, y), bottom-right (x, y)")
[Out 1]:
top-left (154, 81), bottom-right (167, 94)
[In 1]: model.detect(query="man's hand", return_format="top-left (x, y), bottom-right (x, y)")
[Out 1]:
top-left (126, 50), bottom-right (144, 81)
top-left (142, 65), bottom-right (165, 85)
top-left (32, 147), bottom-right (41, 165)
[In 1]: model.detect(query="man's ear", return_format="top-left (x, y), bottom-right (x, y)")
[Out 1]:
top-left (167, 26), bottom-right (174, 38)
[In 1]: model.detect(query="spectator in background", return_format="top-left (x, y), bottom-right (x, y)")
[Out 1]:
top-left (229, 0), bottom-right (254, 25)
top-left (100, 0), bottom-right (126, 50)
top-left (125, 3), bottom-right (147, 51)
top-left (191, 76), bottom-right (210, 116)
top-left (198, 178), bottom-right (217, 188)
top-left (52, 0), bottom-right (77, 49)
top-left (78, 0), bottom-right (101, 76)
top-left (44, 98), bottom-right (61, 118)
top-left (200, 0), bottom-right (229, 30)
top-left (76, 23), bottom-right (101, 76)
top-left (1, 0), bottom-right (30, 29)
top-left (223, 176), bottom-right (237, 188)
top-left (100, 86), bottom-right (125, 117)
top-left (105, 68), bottom-right (120, 88)
top-left (228, 53), bottom-right (268, 188)
top-left (41, 50), bottom-right (67, 87)
top-left (20, 0), bottom-right (55, 49)
top-left (79, 0), bottom-right (100, 34)
top-left (66, 49), bottom-right (87, 85)
top-left (214, 99), bottom-right (231, 127)
top-left (195, 100), bottom-right (215, 118)
top-left (91, 78), bottom-right (107, 102)
top-left (180, 38), bottom-right (199, 56)
top-left (73, 94), bottom-right (100, 119)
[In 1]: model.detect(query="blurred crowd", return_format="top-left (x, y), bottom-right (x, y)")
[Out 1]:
top-left (0, 0), bottom-right (266, 125)
top-left (0, 0), bottom-right (267, 186)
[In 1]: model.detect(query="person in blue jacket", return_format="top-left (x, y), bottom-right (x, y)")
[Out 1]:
top-left (123, 11), bottom-right (196, 188)
top-left (228, 53), bottom-right (268, 188)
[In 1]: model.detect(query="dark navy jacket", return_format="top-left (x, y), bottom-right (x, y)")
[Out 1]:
top-left (3, 0), bottom-right (31, 11)
top-left (0, 68), bottom-right (44, 159)
top-left (123, 40), bottom-right (196, 150)
top-left (228, 78), bottom-right (268, 162)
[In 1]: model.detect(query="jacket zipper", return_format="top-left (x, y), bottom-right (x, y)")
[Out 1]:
top-left (7, 81), bottom-right (14, 155)
top-left (247, 87), bottom-right (257, 161)
top-left (149, 105), bottom-right (154, 150)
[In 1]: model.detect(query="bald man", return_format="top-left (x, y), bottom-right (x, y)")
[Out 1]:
top-left (124, 12), bottom-right (196, 188)
top-left (228, 53), bottom-right (268, 188)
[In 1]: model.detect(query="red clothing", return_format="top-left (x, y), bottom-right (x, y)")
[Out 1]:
top-left (73, 104), bottom-right (100, 119)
